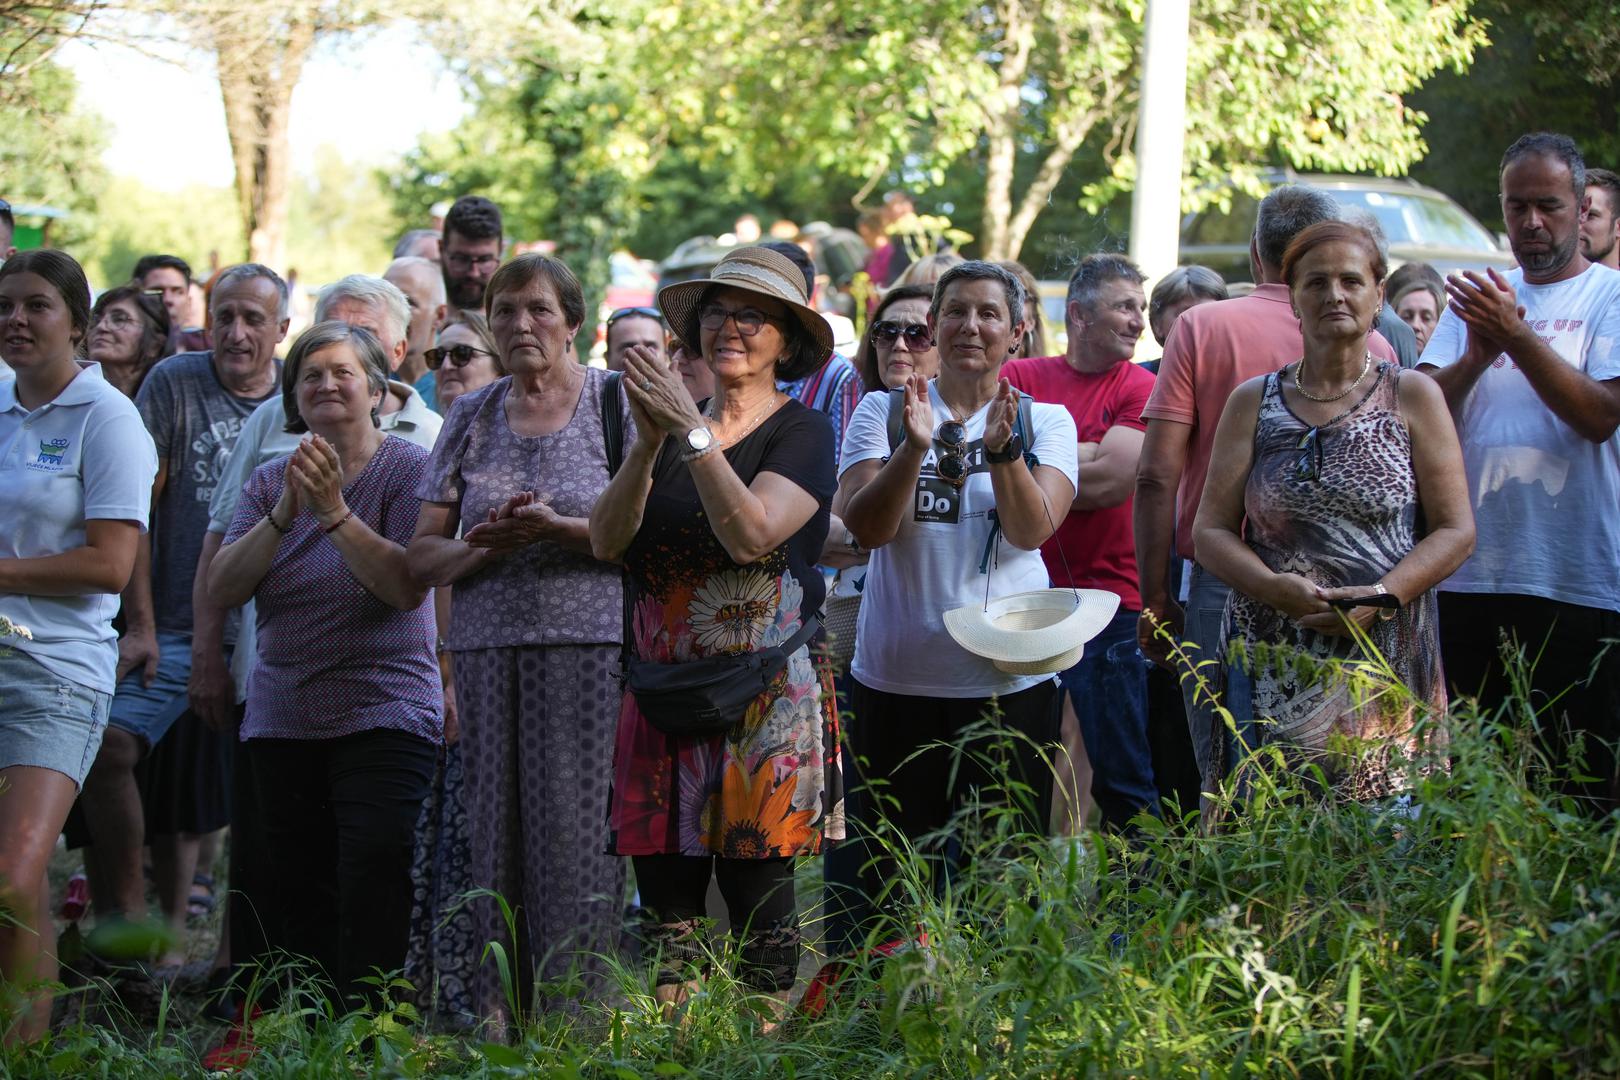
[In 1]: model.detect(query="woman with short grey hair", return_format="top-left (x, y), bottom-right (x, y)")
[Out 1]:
top-left (207, 320), bottom-right (440, 1009)
top-left (1148, 266), bottom-right (1228, 347)
top-left (833, 259), bottom-right (1079, 942)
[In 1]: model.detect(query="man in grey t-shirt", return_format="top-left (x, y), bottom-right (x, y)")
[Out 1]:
top-left (78, 265), bottom-right (289, 941)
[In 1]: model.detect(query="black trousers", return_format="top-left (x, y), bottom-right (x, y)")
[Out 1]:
top-left (1439, 591), bottom-right (1620, 812)
top-left (631, 854), bottom-right (798, 992)
top-left (837, 677), bottom-right (1060, 942)
top-left (248, 729), bottom-right (436, 1006)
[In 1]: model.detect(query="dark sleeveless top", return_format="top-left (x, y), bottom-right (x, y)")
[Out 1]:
top-left (1220, 362), bottom-right (1446, 799)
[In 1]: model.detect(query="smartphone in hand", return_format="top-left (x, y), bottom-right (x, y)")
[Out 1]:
top-left (1326, 592), bottom-right (1401, 610)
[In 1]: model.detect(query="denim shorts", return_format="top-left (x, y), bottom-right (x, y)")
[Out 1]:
top-left (108, 629), bottom-right (195, 747)
top-left (0, 647), bottom-right (112, 788)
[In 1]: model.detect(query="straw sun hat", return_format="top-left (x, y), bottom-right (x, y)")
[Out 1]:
top-left (657, 245), bottom-right (835, 359)
top-left (944, 589), bottom-right (1121, 675)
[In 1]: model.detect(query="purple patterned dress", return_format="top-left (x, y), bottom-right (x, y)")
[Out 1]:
top-left (413, 369), bottom-right (629, 1023)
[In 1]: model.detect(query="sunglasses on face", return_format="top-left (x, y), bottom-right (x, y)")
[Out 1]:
top-left (607, 306), bottom-right (664, 329)
top-left (698, 303), bottom-right (778, 336)
top-left (871, 320), bottom-right (932, 348)
top-left (935, 419), bottom-right (970, 488)
top-left (425, 344), bottom-right (496, 370)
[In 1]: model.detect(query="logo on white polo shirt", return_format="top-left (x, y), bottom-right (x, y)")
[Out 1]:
top-left (29, 437), bottom-right (70, 471)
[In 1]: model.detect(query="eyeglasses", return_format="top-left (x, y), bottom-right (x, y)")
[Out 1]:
top-left (935, 419), bottom-right (970, 488)
top-left (1295, 426), bottom-right (1323, 482)
top-left (425, 344), bottom-right (497, 370)
top-left (607, 306), bottom-right (664, 328)
top-left (871, 320), bottom-right (932, 348)
top-left (96, 309), bottom-right (140, 330)
top-left (698, 303), bottom-right (778, 336)
top-left (445, 253), bottom-right (500, 272)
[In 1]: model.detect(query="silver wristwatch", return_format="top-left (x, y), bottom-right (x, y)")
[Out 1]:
top-left (682, 425), bottom-right (715, 461)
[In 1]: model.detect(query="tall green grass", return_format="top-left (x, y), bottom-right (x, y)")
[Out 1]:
top-left (5, 647), bottom-right (1618, 1077)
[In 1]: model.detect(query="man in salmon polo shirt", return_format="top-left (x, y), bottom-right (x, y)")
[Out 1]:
top-left (1005, 253), bottom-right (1158, 832)
top-left (1133, 185), bottom-right (1399, 780)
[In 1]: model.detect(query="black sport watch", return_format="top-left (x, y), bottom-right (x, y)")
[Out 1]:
top-left (985, 432), bottom-right (1024, 464)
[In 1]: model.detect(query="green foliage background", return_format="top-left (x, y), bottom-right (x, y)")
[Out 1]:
top-left (7, 0), bottom-right (1620, 288)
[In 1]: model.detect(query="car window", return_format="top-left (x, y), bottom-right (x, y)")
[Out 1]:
top-left (1334, 190), bottom-right (1497, 252)
top-left (1184, 192), bottom-right (1258, 246)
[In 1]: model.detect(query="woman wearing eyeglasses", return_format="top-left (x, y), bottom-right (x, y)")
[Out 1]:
top-left (589, 245), bottom-right (842, 1024)
top-left (84, 285), bottom-right (172, 399)
top-left (1193, 222), bottom-right (1472, 801)
top-left (406, 254), bottom-right (629, 1028)
top-left (401, 306), bottom-right (503, 1026)
top-left (851, 284), bottom-right (939, 394)
top-left (833, 261), bottom-right (1078, 940)
top-left (427, 310), bottom-right (504, 414)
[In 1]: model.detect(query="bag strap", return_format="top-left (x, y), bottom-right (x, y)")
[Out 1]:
top-left (1015, 390), bottom-right (1040, 468)
top-left (884, 386), bottom-right (906, 456)
top-left (602, 370), bottom-right (625, 477)
top-left (779, 611), bottom-right (823, 657)
top-left (602, 370), bottom-right (631, 677)
top-left (978, 392), bottom-right (1040, 576)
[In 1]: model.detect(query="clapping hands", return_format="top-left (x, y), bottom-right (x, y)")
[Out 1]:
top-left (463, 490), bottom-right (565, 553)
top-left (282, 435), bottom-right (347, 528)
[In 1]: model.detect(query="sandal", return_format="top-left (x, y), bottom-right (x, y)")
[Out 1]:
top-left (187, 872), bottom-right (217, 921)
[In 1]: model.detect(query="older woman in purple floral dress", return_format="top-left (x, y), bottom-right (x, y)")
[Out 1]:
top-left (407, 255), bottom-right (628, 1025)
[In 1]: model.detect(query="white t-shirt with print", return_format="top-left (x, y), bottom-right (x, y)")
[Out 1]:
top-left (839, 383), bottom-right (1080, 698)
top-left (0, 363), bottom-right (157, 692)
top-left (1421, 263), bottom-right (1620, 611)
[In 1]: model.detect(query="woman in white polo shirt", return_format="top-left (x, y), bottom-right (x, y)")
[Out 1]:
top-left (835, 260), bottom-right (1078, 943)
top-left (0, 250), bottom-right (157, 1041)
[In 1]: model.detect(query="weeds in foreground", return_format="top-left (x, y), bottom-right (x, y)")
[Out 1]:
top-left (5, 654), bottom-right (1620, 1077)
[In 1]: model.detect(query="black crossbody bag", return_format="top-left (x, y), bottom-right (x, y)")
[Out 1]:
top-left (602, 372), bottom-right (822, 737)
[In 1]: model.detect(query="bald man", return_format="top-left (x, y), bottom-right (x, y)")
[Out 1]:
top-left (384, 256), bottom-right (448, 389)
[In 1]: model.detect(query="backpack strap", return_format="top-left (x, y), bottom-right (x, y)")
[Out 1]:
top-left (602, 370), bottom-right (625, 477)
top-left (884, 386), bottom-right (906, 457)
top-left (1014, 390), bottom-right (1040, 469)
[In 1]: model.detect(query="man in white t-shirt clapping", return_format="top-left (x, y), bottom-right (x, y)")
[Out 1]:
top-left (1420, 131), bottom-right (1620, 813)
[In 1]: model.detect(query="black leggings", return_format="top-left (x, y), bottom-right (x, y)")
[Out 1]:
top-left (632, 855), bottom-right (798, 992)
top-left (837, 677), bottom-right (1061, 941)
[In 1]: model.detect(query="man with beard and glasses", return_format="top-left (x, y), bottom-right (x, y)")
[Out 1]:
top-left (1580, 167), bottom-right (1620, 271)
top-left (1420, 131), bottom-right (1620, 813)
top-left (440, 196), bottom-right (504, 321)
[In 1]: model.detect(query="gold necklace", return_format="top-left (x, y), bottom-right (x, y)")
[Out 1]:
top-left (1292, 352), bottom-right (1372, 403)
top-left (707, 392), bottom-right (783, 447)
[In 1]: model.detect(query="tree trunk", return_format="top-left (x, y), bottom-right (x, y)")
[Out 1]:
top-left (979, 0), bottom-right (1033, 262)
top-left (214, 13), bottom-right (316, 272)
top-left (1003, 114), bottom-right (1098, 262)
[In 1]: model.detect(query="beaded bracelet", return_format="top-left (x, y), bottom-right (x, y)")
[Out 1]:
top-left (323, 510), bottom-right (354, 534)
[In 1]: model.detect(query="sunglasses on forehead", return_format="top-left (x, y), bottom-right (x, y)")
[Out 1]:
top-left (871, 320), bottom-right (932, 347)
top-left (607, 306), bottom-right (664, 328)
top-left (424, 344), bottom-right (496, 370)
